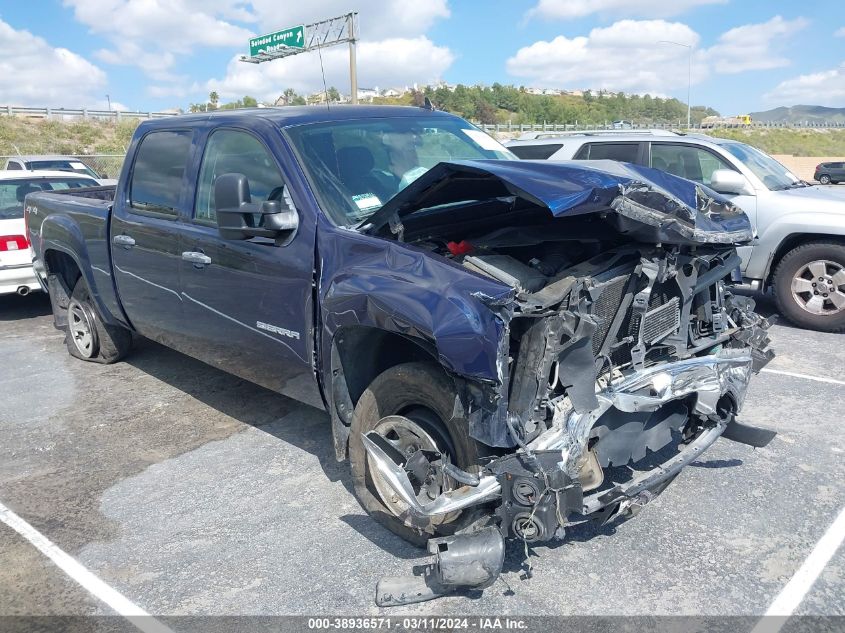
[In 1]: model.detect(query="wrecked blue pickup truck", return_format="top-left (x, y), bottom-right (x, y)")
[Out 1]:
top-left (26, 106), bottom-right (775, 604)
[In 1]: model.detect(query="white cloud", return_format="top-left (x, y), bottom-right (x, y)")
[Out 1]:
top-left (765, 62), bottom-right (845, 106)
top-left (206, 37), bottom-right (454, 101)
top-left (526, 0), bottom-right (726, 21)
top-left (247, 0), bottom-right (450, 40)
top-left (507, 16), bottom-right (807, 96)
top-left (836, 27), bottom-right (845, 37)
top-left (0, 18), bottom-right (107, 107)
top-left (63, 1), bottom-right (453, 101)
top-left (92, 98), bottom-right (129, 112)
top-left (63, 0), bottom-right (256, 80)
top-left (706, 16), bottom-right (808, 74)
top-left (506, 20), bottom-right (706, 94)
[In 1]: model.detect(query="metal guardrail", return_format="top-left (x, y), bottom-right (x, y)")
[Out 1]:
top-left (478, 121), bottom-right (845, 133)
top-left (1, 106), bottom-right (179, 120)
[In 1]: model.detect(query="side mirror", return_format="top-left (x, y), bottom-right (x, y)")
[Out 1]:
top-left (214, 173), bottom-right (299, 241)
top-left (710, 169), bottom-right (752, 196)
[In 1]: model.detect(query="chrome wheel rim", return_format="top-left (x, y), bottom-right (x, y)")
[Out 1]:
top-left (68, 301), bottom-right (96, 357)
top-left (790, 259), bottom-right (845, 316)
top-left (368, 414), bottom-right (459, 525)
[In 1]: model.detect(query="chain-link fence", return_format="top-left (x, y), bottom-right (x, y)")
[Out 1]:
top-left (0, 154), bottom-right (126, 180)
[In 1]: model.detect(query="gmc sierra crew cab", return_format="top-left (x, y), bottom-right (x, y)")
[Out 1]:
top-left (26, 106), bottom-right (775, 605)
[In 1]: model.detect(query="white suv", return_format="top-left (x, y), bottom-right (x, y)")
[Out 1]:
top-left (506, 131), bottom-right (845, 332)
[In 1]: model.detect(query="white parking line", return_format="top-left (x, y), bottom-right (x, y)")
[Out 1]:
top-left (0, 500), bottom-right (173, 633)
top-left (761, 368), bottom-right (845, 387)
top-left (751, 504), bottom-right (845, 633)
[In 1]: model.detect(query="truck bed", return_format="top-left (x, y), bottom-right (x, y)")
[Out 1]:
top-left (26, 185), bottom-right (124, 328)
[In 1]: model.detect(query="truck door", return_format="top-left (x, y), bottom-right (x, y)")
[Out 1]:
top-left (111, 129), bottom-right (194, 347)
top-left (176, 128), bottom-right (322, 408)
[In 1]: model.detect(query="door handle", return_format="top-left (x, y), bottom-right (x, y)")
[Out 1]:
top-left (182, 251), bottom-right (212, 266)
top-left (113, 234), bottom-right (135, 248)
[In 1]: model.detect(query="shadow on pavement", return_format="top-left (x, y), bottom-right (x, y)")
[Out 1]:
top-left (123, 337), bottom-right (352, 494)
top-left (0, 292), bottom-right (51, 321)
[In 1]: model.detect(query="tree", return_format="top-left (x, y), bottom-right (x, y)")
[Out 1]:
top-left (282, 88), bottom-right (297, 105)
top-left (327, 86), bottom-right (341, 102)
top-left (243, 95), bottom-right (258, 108)
top-left (475, 100), bottom-right (497, 125)
top-left (209, 91), bottom-right (219, 109)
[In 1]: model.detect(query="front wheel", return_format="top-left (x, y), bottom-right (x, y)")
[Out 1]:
top-left (818, 174), bottom-right (831, 185)
top-left (773, 241), bottom-right (845, 332)
top-left (65, 279), bottom-right (133, 363)
top-left (348, 362), bottom-right (487, 547)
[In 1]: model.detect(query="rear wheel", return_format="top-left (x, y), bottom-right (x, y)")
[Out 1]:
top-left (773, 241), bottom-right (845, 333)
top-left (348, 362), bottom-right (487, 547)
top-left (65, 279), bottom-right (132, 363)
top-left (818, 174), bottom-right (831, 185)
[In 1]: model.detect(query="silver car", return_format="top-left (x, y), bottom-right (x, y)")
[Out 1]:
top-left (507, 131), bottom-right (845, 332)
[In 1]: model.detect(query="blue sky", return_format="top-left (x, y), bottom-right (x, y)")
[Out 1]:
top-left (0, 1), bottom-right (843, 114)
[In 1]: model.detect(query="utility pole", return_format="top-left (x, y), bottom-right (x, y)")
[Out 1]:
top-left (105, 94), bottom-right (112, 111)
top-left (348, 13), bottom-right (358, 104)
top-left (659, 40), bottom-right (692, 128)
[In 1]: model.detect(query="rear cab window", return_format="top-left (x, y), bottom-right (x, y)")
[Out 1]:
top-left (0, 177), bottom-right (98, 219)
top-left (129, 131), bottom-right (193, 216)
top-left (509, 144), bottom-right (564, 160)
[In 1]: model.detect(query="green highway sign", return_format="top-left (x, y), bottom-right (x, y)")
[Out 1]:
top-left (249, 25), bottom-right (305, 56)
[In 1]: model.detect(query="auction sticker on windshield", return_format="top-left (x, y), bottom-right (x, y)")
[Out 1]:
top-left (352, 193), bottom-right (381, 211)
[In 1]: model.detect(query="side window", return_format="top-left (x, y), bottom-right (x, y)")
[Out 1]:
top-left (573, 143), bottom-right (639, 163)
top-left (7, 161), bottom-right (22, 170)
top-left (651, 144), bottom-right (732, 186)
top-left (509, 144), bottom-right (564, 160)
top-left (195, 130), bottom-right (285, 222)
top-left (129, 130), bottom-right (192, 215)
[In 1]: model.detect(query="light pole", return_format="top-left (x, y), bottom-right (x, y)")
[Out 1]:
top-left (659, 40), bottom-right (692, 129)
top-left (105, 94), bottom-right (112, 111)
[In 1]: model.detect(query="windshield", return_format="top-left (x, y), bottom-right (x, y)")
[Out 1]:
top-left (721, 142), bottom-right (801, 191)
top-left (0, 177), bottom-right (98, 219)
top-left (284, 116), bottom-right (514, 225)
top-left (27, 160), bottom-right (100, 179)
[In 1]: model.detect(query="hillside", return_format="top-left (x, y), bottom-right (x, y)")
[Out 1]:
top-left (749, 105), bottom-right (845, 124)
top-left (703, 127), bottom-right (845, 156)
top-left (373, 84), bottom-right (719, 126)
top-left (0, 116), bottom-right (139, 155)
top-left (2, 108), bottom-right (844, 160)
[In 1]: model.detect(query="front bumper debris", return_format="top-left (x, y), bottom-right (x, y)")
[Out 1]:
top-left (362, 346), bottom-right (776, 605)
top-left (375, 527), bottom-right (505, 606)
top-left (362, 349), bottom-right (763, 522)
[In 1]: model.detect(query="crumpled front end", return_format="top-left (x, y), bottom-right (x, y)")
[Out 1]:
top-left (363, 242), bottom-right (775, 605)
top-left (357, 160), bottom-right (776, 605)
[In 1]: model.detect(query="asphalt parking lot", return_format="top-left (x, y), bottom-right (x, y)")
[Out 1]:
top-left (1, 291), bottom-right (843, 621)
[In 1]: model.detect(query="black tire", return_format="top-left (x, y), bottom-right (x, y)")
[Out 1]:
top-left (65, 279), bottom-right (132, 363)
top-left (773, 241), bottom-right (845, 333)
top-left (348, 362), bottom-right (487, 547)
top-left (818, 174), bottom-right (831, 185)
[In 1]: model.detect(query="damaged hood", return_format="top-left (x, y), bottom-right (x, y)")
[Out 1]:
top-left (361, 159), bottom-right (753, 245)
